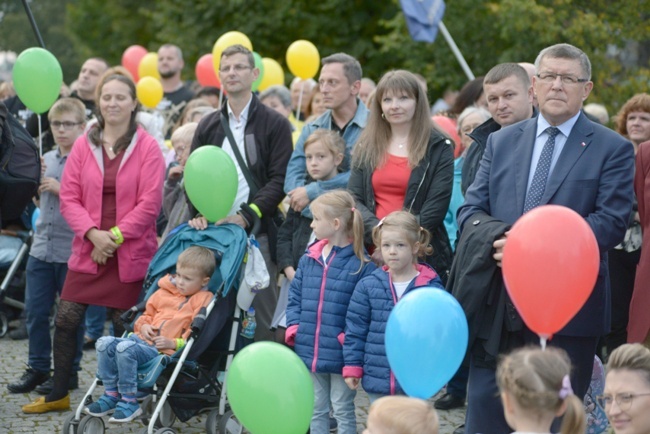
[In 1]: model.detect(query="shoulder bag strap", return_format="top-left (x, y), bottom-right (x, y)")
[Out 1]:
top-left (220, 112), bottom-right (259, 196)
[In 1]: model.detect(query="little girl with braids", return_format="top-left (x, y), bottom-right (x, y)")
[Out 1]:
top-left (497, 346), bottom-right (587, 434)
top-left (343, 211), bottom-right (444, 402)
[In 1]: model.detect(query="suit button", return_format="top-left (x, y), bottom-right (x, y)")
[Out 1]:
top-left (472, 220), bottom-right (480, 226)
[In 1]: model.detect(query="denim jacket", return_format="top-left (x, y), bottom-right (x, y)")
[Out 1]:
top-left (283, 101), bottom-right (368, 217)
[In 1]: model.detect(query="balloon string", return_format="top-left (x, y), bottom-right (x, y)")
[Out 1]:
top-left (38, 114), bottom-right (42, 158)
top-left (295, 81), bottom-right (304, 122)
top-left (540, 335), bottom-right (548, 351)
top-left (219, 87), bottom-right (223, 109)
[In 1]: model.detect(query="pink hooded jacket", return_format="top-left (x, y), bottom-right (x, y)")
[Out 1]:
top-left (60, 126), bottom-right (165, 282)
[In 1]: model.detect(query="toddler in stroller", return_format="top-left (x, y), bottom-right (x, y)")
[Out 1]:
top-left (85, 245), bottom-right (216, 422)
top-left (65, 223), bottom-right (251, 434)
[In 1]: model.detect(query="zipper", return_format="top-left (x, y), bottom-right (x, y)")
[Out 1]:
top-left (311, 250), bottom-right (337, 372)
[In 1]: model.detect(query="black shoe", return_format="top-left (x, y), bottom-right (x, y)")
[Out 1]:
top-left (35, 373), bottom-right (79, 395)
top-left (82, 337), bottom-right (97, 351)
top-left (453, 424), bottom-right (465, 434)
top-left (7, 367), bottom-right (49, 393)
top-left (9, 323), bottom-right (28, 340)
top-left (434, 392), bottom-right (465, 410)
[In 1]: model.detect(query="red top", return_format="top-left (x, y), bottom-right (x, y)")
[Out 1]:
top-left (372, 153), bottom-right (411, 220)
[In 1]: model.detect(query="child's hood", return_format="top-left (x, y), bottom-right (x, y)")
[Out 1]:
top-left (306, 239), bottom-right (355, 261)
top-left (378, 262), bottom-right (440, 287)
top-left (158, 274), bottom-right (182, 296)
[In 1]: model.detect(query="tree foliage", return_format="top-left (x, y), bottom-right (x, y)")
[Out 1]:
top-left (2, 0), bottom-right (648, 118)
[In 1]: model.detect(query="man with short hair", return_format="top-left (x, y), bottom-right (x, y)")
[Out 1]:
top-left (456, 43), bottom-right (635, 433)
top-left (157, 44), bottom-right (194, 138)
top-left (461, 63), bottom-right (535, 195)
top-left (191, 45), bottom-right (293, 342)
top-left (284, 53), bottom-right (368, 214)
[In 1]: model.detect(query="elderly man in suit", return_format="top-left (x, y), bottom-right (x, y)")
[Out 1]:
top-left (457, 43), bottom-right (635, 434)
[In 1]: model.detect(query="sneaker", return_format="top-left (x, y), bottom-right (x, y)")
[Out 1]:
top-left (434, 392), bottom-right (465, 410)
top-left (82, 336), bottom-right (97, 351)
top-left (85, 394), bottom-right (119, 417)
top-left (7, 367), bottom-right (49, 393)
top-left (108, 400), bottom-right (142, 423)
top-left (35, 373), bottom-right (79, 395)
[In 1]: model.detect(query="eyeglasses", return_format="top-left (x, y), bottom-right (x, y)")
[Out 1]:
top-left (596, 392), bottom-right (650, 411)
top-left (219, 64), bottom-right (252, 73)
top-left (536, 72), bottom-right (588, 85)
top-left (51, 121), bottom-right (83, 130)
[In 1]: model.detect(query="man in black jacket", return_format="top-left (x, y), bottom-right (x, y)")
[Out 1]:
top-left (190, 45), bottom-right (293, 341)
top-left (461, 63), bottom-right (534, 195)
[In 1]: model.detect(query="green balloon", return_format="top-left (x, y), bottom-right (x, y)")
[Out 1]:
top-left (184, 146), bottom-right (238, 222)
top-left (252, 51), bottom-right (265, 92)
top-left (227, 342), bottom-right (314, 434)
top-left (12, 48), bottom-right (63, 114)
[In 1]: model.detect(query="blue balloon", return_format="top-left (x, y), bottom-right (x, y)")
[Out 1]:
top-left (385, 287), bottom-right (468, 399)
top-left (31, 207), bottom-right (40, 232)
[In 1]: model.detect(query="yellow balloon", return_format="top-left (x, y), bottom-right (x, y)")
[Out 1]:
top-left (138, 52), bottom-right (160, 80)
top-left (258, 58), bottom-right (284, 91)
top-left (212, 31), bottom-right (253, 72)
top-left (286, 40), bottom-right (320, 80)
top-left (136, 76), bottom-right (163, 109)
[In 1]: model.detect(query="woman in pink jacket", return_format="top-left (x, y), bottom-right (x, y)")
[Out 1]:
top-left (23, 74), bottom-right (165, 414)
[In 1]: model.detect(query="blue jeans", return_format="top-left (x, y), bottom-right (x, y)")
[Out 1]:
top-left (25, 256), bottom-right (83, 373)
top-left (310, 373), bottom-right (356, 434)
top-left (85, 305), bottom-right (107, 340)
top-left (96, 335), bottom-right (159, 395)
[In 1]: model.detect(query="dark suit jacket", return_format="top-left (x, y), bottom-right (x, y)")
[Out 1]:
top-left (458, 112), bottom-right (635, 337)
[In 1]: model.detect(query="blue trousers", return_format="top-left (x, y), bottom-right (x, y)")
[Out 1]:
top-left (25, 256), bottom-right (83, 373)
top-left (85, 305), bottom-right (107, 340)
top-left (96, 335), bottom-right (159, 395)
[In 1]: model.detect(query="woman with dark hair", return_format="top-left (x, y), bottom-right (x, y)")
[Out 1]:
top-left (22, 74), bottom-right (165, 414)
top-left (348, 70), bottom-right (454, 283)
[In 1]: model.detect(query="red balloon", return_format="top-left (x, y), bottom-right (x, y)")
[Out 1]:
top-left (502, 205), bottom-right (599, 338)
top-left (121, 45), bottom-right (147, 83)
top-left (195, 54), bottom-right (221, 89)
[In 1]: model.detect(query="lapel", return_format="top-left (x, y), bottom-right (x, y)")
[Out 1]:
top-left (541, 112), bottom-right (593, 204)
top-left (514, 118), bottom-right (538, 214)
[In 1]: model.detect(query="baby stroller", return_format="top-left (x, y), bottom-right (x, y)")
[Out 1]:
top-left (0, 227), bottom-right (31, 337)
top-left (63, 221), bottom-right (255, 434)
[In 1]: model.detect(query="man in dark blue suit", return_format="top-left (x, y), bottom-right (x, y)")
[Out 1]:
top-left (457, 43), bottom-right (635, 434)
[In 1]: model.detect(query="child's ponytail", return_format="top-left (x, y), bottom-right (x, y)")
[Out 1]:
top-left (560, 394), bottom-right (586, 434)
top-left (350, 206), bottom-right (367, 265)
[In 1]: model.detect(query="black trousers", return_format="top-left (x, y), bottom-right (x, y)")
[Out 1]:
top-left (605, 248), bottom-right (640, 353)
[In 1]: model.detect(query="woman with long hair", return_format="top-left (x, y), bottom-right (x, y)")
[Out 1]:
top-left (348, 70), bottom-right (454, 284)
top-left (22, 74), bottom-right (165, 413)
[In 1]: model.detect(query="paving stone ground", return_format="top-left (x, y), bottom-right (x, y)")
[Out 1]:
top-left (1, 329), bottom-right (466, 433)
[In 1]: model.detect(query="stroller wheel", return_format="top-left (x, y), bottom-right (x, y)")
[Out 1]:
top-left (140, 395), bottom-right (177, 428)
top-left (154, 428), bottom-right (178, 434)
top-left (0, 311), bottom-right (8, 337)
top-left (77, 415), bottom-right (105, 433)
top-left (218, 410), bottom-right (243, 434)
top-left (62, 412), bottom-right (80, 434)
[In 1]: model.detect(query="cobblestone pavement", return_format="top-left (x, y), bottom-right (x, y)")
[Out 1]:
top-left (1, 332), bottom-right (466, 433)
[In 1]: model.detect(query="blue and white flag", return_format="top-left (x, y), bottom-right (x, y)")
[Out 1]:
top-left (400, 0), bottom-right (446, 43)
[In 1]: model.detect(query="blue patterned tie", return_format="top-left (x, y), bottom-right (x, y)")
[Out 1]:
top-left (524, 127), bottom-right (560, 213)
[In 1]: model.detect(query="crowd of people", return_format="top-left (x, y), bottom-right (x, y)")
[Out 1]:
top-left (1, 40), bottom-right (649, 434)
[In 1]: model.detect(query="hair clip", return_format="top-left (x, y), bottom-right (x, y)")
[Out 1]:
top-left (351, 207), bottom-right (356, 212)
top-left (558, 374), bottom-right (573, 399)
top-left (376, 218), bottom-right (385, 228)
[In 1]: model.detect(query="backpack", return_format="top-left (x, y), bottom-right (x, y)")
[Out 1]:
top-left (0, 102), bottom-right (40, 224)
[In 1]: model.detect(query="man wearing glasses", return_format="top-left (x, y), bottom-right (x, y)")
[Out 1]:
top-left (457, 43), bottom-right (635, 433)
top-left (190, 44), bottom-right (293, 342)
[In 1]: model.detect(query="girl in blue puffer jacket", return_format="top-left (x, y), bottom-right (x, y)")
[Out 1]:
top-left (285, 190), bottom-right (375, 434)
top-left (343, 211), bottom-right (444, 402)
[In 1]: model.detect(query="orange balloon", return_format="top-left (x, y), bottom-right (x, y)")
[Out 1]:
top-left (502, 205), bottom-right (599, 338)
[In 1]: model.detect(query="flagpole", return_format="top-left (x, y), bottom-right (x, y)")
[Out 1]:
top-left (438, 21), bottom-right (474, 81)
